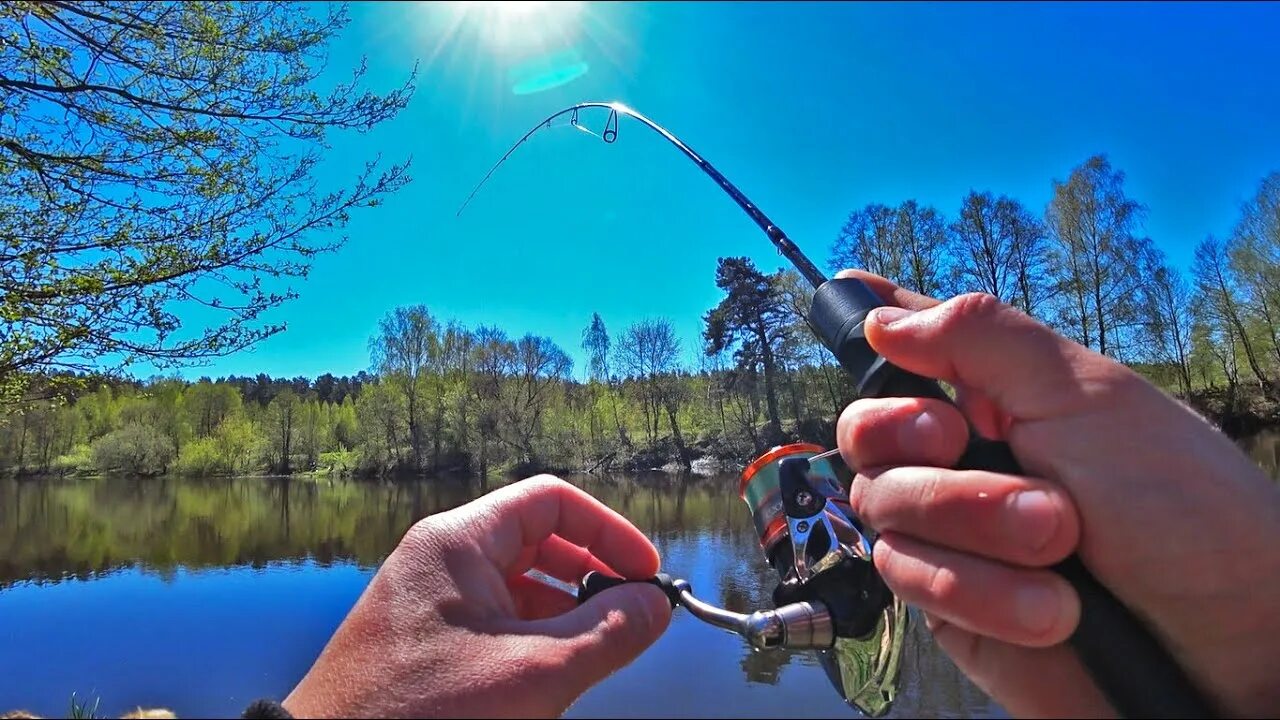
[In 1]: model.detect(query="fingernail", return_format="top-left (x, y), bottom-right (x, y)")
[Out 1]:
top-left (1008, 490), bottom-right (1061, 553)
top-left (900, 409), bottom-right (944, 450)
top-left (1015, 582), bottom-right (1065, 636)
top-left (870, 306), bottom-right (914, 327)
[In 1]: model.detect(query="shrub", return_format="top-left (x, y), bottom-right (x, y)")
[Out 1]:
top-left (214, 414), bottom-right (264, 474)
top-left (51, 444), bottom-right (94, 476)
top-left (90, 424), bottom-right (176, 476)
top-left (174, 437), bottom-right (225, 476)
top-left (318, 449), bottom-right (359, 475)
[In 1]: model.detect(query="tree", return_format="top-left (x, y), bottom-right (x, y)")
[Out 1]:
top-left (213, 413), bottom-right (261, 475)
top-left (1045, 156), bottom-right (1147, 356)
top-left (952, 191), bottom-right (1012, 299)
top-left (90, 423), bottom-right (175, 476)
top-left (704, 257), bottom-right (789, 440)
top-left (1007, 199), bottom-right (1053, 317)
top-left (581, 313), bottom-right (613, 451)
top-left (266, 389), bottom-right (300, 473)
top-left (583, 312), bottom-right (628, 450)
top-left (354, 380), bottom-right (406, 475)
top-left (1227, 173), bottom-right (1280, 370)
top-left (469, 325), bottom-right (510, 477)
top-left (582, 313), bottom-right (611, 383)
top-left (332, 398), bottom-right (358, 450)
top-left (297, 400), bottom-right (327, 469)
top-left (1193, 236), bottom-right (1272, 394)
top-left (370, 305), bottom-right (437, 471)
top-left (501, 335), bottom-right (572, 465)
top-left (440, 323), bottom-right (474, 468)
top-left (952, 192), bottom-right (1050, 315)
top-left (123, 378), bottom-right (189, 455)
top-left (616, 319), bottom-right (691, 471)
top-left (1141, 249), bottom-right (1195, 398)
top-left (0, 2), bottom-right (414, 398)
top-left (185, 381), bottom-right (241, 437)
top-left (893, 200), bottom-right (952, 296)
top-left (830, 204), bottom-right (902, 281)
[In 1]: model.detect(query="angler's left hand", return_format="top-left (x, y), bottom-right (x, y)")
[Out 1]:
top-left (283, 475), bottom-right (672, 718)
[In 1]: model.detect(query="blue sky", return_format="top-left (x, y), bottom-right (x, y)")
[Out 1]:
top-left (158, 1), bottom-right (1280, 382)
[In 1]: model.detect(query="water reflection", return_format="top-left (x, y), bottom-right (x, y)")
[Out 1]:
top-left (1239, 430), bottom-right (1280, 479)
top-left (0, 474), bottom-right (998, 717)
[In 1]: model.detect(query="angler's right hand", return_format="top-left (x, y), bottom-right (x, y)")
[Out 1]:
top-left (833, 269), bottom-right (1280, 718)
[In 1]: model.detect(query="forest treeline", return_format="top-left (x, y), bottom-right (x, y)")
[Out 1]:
top-left (3, 155), bottom-right (1279, 479)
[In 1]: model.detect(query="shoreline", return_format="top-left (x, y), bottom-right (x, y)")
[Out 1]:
top-left (7, 415), bottom-right (1277, 485)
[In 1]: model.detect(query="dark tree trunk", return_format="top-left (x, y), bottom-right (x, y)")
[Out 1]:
top-left (664, 400), bottom-right (692, 474)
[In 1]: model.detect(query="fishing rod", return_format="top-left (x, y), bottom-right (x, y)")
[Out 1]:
top-left (457, 101), bottom-right (1215, 718)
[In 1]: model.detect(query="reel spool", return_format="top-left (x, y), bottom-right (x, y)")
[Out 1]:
top-left (740, 444), bottom-right (907, 717)
top-left (739, 444), bottom-right (887, 639)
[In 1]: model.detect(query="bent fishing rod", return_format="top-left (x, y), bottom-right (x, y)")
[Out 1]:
top-left (458, 101), bottom-right (1215, 719)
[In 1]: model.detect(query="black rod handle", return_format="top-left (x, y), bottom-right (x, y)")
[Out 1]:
top-left (808, 278), bottom-right (1215, 718)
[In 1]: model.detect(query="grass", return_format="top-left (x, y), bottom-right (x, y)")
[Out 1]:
top-left (68, 693), bottom-right (100, 720)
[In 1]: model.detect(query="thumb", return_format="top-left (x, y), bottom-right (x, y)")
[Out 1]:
top-left (864, 292), bottom-right (1113, 423)
top-left (522, 583), bottom-right (671, 699)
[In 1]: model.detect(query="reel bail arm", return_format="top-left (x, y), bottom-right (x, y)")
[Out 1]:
top-left (576, 572), bottom-right (834, 651)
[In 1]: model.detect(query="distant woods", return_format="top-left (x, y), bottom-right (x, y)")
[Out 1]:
top-left (3, 156), bottom-right (1279, 478)
top-left (832, 157), bottom-right (1280, 416)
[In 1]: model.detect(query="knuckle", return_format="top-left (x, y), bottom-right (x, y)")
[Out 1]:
top-left (406, 512), bottom-right (465, 555)
top-left (925, 563), bottom-right (962, 605)
top-left (944, 292), bottom-right (1008, 327)
top-left (908, 467), bottom-right (944, 510)
top-left (839, 403), bottom-right (875, 466)
top-left (408, 513), bottom-right (445, 542)
top-left (520, 473), bottom-right (570, 496)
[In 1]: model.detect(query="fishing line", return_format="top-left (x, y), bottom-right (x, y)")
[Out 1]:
top-left (456, 101), bottom-right (827, 288)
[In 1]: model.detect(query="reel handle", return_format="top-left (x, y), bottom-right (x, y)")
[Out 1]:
top-left (807, 277), bottom-right (1216, 719)
top-left (576, 571), bottom-right (681, 608)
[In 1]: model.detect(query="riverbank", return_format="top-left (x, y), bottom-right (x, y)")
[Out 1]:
top-left (1185, 388), bottom-right (1280, 438)
top-left (6, 397), bottom-right (1276, 484)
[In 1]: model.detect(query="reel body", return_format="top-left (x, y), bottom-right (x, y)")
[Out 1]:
top-left (739, 444), bottom-right (894, 641)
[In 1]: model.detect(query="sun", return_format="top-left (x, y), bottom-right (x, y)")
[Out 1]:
top-left (453, 1), bottom-right (584, 52)
top-left (482, 1), bottom-right (550, 17)
top-left (408, 0), bottom-right (605, 99)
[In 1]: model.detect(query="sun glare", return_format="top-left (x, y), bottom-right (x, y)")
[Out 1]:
top-left (484, 1), bottom-right (549, 17)
top-left (454, 1), bottom-right (582, 51)
top-left (411, 0), bottom-right (621, 103)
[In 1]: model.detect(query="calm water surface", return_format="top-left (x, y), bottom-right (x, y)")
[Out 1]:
top-left (6, 428), bottom-right (1279, 719)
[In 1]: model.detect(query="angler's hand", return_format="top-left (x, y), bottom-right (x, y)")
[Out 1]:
top-left (283, 475), bottom-right (671, 718)
top-left (833, 269), bottom-right (1280, 718)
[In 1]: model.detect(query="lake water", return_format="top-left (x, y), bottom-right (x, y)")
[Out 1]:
top-left (0, 473), bottom-right (1002, 719)
top-left (6, 429), bottom-right (1277, 720)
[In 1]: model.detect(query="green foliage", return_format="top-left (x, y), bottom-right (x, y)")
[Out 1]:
top-left (0, 162), bottom-right (1276, 477)
top-left (214, 414), bottom-right (265, 475)
top-left (319, 450), bottom-right (360, 475)
top-left (0, 1), bottom-right (414, 398)
top-left (90, 424), bottom-right (176, 476)
top-left (174, 437), bottom-right (225, 477)
top-left (703, 257), bottom-right (794, 440)
top-left (265, 390), bottom-right (301, 473)
top-left (51, 443), bottom-right (93, 476)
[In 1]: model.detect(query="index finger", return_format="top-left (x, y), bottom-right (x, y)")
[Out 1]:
top-left (834, 269), bottom-right (998, 433)
top-left (835, 268), bottom-right (942, 311)
top-left (470, 475), bottom-right (660, 579)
